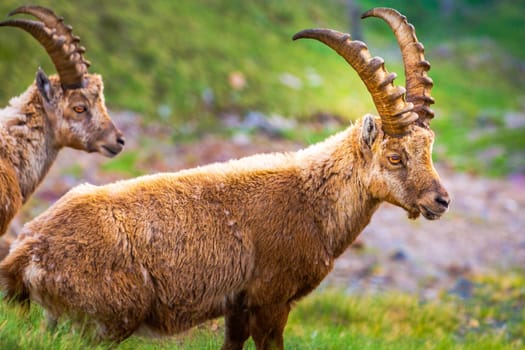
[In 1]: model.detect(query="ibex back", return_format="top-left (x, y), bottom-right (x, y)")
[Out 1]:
top-left (0, 6), bottom-right (124, 245)
top-left (0, 8), bottom-right (448, 350)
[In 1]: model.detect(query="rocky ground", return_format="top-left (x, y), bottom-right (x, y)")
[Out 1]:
top-left (6, 112), bottom-right (525, 299)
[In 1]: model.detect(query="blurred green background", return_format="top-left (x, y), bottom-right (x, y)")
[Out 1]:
top-left (0, 0), bottom-right (524, 176)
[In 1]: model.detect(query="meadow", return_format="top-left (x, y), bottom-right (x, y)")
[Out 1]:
top-left (1, 273), bottom-right (523, 349)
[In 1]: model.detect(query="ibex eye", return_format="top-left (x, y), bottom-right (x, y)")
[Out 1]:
top-left (388, 155), bottom-right (402, 165)
top-left (73, 105), bottom-right (87, 113)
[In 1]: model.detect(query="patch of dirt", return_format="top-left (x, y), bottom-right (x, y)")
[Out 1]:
top-left (6, 112), bottom-right (525, 298)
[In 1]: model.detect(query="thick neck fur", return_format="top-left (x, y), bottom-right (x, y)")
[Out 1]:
top-left (296, 121), bottom-right (380, 258)
top-left (0, 82), bottom-right (60, 202)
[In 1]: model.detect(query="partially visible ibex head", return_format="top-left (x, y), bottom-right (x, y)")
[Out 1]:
top-left (0, 5), bottom-right (124, 157)
top-left (294, 7), bottom-right (450, 220)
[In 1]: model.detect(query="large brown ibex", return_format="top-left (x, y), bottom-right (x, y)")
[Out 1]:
top-left (0, 6), bottom-right (124, 246)
top-left (0, 8), bottom-right (449, 349)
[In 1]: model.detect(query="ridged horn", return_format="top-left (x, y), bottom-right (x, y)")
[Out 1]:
top-left (0, 5), bottom-right (90, 89)
top-left (362, 7), bottom-right (435, 127)
top-left (293, 28), bottom-right (418, 137)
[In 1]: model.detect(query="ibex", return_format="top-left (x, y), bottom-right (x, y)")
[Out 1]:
top-left (0, 8), bottom-right (449, 349)
top-left (0, 6), bottom-right (124, 243)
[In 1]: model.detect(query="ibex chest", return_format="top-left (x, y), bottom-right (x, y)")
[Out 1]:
top-left (14, 139), bottom-right (57, 203)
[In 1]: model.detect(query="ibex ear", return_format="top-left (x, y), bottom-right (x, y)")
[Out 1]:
top-left (361, 114), bottom-right (378, 148)
top-left (36, 68), bottom-right (55, 104)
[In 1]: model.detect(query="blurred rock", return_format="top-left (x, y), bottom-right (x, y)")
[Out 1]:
top-left (231, 132), bottom-right (251, 146)
top-left (446, 263), bottom-right (471, 277)
top-left (504, 111), bottom-right (525, 128)
top-left (448, 277), bottom-right (475, 299)
top-left (201, 87), bottom-right (214, 107)
top-left (243, 111), bottom-right (277, 135)
top-left (476, 146), bottom-right (504, 162)
top-left (241, 111), bottom-right (292, 138)
top-left (279, 73), bottom-right (302, 90)
top-left (157, 104), bottom-right (171, 120)
top-left (390, 249), bottom-right (408, 262)
top-left (220, 112), bottom-right (242, 128)
top-left (305, 68), bottom-right (323, 87)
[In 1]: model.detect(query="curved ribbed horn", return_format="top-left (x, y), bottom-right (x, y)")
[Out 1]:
top-left (293, 28), bottom-right (418, 137)
top-left (0, 5), bottom-right (90, 89)
top-left (362, 7), bottom-right (434, 127)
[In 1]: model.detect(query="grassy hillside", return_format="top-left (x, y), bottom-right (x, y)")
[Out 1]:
top-left (0, 0), bottom-right (523, 175)
top-left (1, 272), bottom-right (523, 349)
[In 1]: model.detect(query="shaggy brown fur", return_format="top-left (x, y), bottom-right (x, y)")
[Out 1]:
top-left (0, 72), bottom-right (124, 243)
top-left (0, 115), bottom-right (449, 348)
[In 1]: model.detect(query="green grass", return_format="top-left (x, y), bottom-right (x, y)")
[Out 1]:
top-left (0, 0), bottom-right (523, 176)
top-left (100, 151), bottom-right (144, 177)
top-left (1, 272), bottom-right (524, 349)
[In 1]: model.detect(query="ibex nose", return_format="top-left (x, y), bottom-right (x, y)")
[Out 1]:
top-left (435, 194), bottom-right (450, 209)
top-left (117, 135), bottom-right (125, 147)
top-left (114, 127), bottom-right (125, 147)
